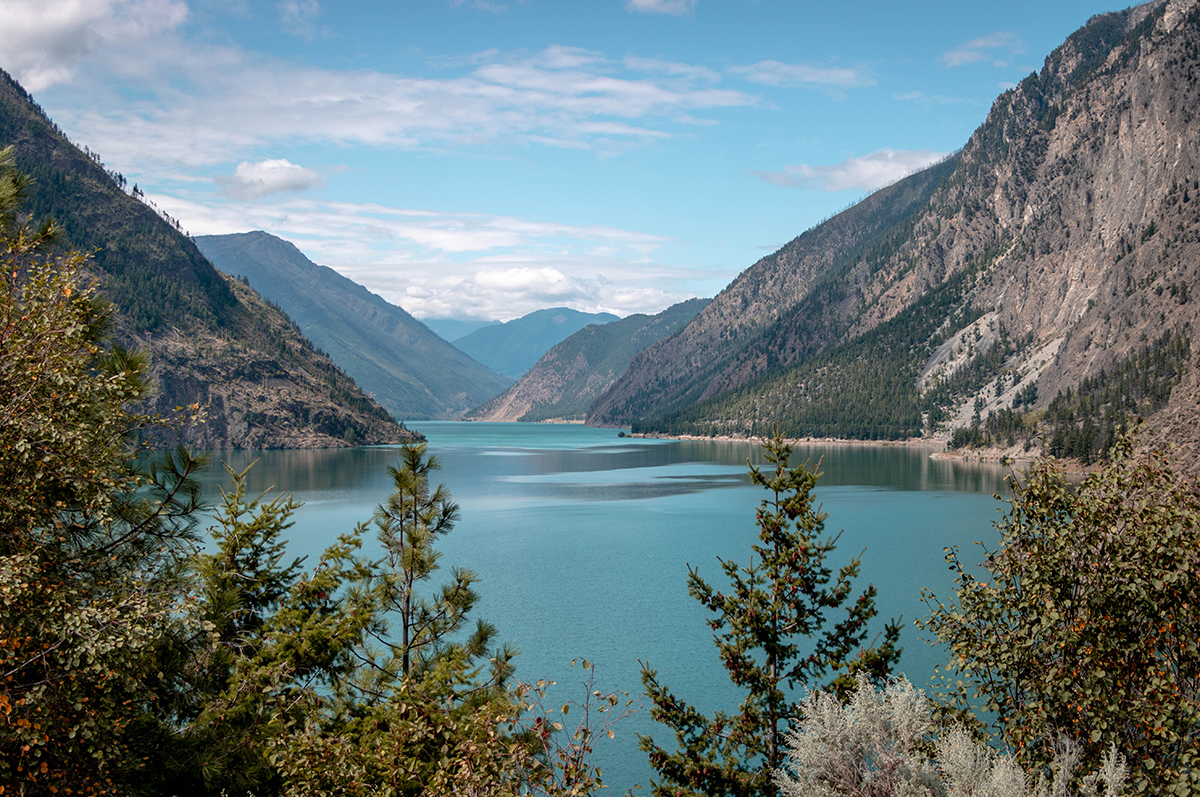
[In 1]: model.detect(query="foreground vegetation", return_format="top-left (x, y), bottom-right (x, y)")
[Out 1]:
top-left (3, 148), bottom-right (1198, 795)
top-left (0, 153), bottom-right (633, 795)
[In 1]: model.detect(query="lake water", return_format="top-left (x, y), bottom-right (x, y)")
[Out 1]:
top-left (199, 421), bottom-right (1011, 792)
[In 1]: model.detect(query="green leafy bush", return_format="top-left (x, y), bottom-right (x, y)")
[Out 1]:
top-left (920, 433), bottom-right (1200, 795)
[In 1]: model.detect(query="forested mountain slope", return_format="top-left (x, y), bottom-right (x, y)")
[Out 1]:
top-left (196, 231), bottom-right (511, 420)
top-left (0, 70), bottom-right (416, 448)
top-left (454, 307), bottom-right (619, 378)
top-left (591, 0), bottom-right (1200, 467)
top-left (467, 298), bottom-right (709, 422)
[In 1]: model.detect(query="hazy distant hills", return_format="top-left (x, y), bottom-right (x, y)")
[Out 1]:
top-left (195, 231), bottom-right (512, 420)
top-left (0, 69), bottom-right (414, 449)
top-left (423, 318), bottom-right (500, 343)
top-left (453, 307), bottom-right (619, 378)
top-left (468, 298), bottom-right (709, 422)
top-left (589, 0), bottom-right (1200, 465)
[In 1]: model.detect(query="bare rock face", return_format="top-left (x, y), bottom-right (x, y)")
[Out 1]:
top-left (591, 0), bottom-right (1200, 462)
top-left (138, 278), bottom-right (420, 449)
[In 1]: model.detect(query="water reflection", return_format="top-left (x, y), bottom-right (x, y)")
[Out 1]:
top-left (199, 426), bottom-right (1013, 504)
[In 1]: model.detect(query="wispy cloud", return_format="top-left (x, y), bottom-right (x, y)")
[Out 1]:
top-left (893, 90), bottom-right (974, 106)
top-left (941, 32), bottom-right (1024, 68)
top-left (626, 0), bottom-right (697, 16)
top-left (752, 148), bottom-right (948, 192)
top-left (623, 55), bottom-right (720, 82)
top-left (215, 159), bottom-right (326, 200)
top-left (277, 0), bottom-right (331, 41)
top-left (27, 27), bottom-right (756, 177)
top-left (729, 60), bottom-right (873, 90)
top-left (153, 192), bottom-right (728, 320)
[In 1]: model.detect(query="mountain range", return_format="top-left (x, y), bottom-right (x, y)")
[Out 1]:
top-left (452, 307), bottom-right (619, 378)
top-left (0, 70), bottom-right (416, 449)
top-left (468, 298), bottom-right (709, 422)
top-left (195, 231), bottom-right (511, 420)
top-left (586, 0), bottom-right (1200, 467)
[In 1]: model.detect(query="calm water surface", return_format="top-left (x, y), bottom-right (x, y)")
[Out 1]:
top-left (200, 422), bottom-right (1011, 792)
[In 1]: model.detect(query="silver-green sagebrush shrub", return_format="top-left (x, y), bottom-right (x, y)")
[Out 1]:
top-left (775, 678), bottom-right (1128, 797)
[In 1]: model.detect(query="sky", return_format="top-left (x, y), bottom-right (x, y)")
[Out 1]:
top-left (0, 0), bottom-right (1126, 322)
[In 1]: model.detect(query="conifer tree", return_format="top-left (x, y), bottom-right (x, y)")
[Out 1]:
top-left (639, 434), bottom-right (901, 797)
top-left (365, 442), bottom-right (506, 685)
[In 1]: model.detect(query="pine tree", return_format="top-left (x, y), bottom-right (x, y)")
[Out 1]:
top-left (364, 442), bottom-right (505, 685)
top-left (639, 434), bottom-right (901, 797)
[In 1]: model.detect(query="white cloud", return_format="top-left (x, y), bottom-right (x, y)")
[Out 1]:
top-left (622, 55), bottom-right (720, 83)
top-left (730, 60), bottom-right (873, 90)
top-left (626, 0), bottom-right (697, 16)
top-left (0, 0), bottom-right (188, 91)
top-left (147, 192), bottom-right (730, 320)
top-left (753, 148), bottom-right (949, 192)
top-left (215, 159), bottom-right (326, 200)
top-left (450, 0), bottom-right (508, 10)
top-left (941, 32), bottom-right (1024, 68)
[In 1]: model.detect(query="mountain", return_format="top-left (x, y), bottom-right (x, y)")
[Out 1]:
top-left (589, 0), bottom-right (1200, 464)
top-left (0, 69), bottom-right (416, 449)
top-left (194, 232), bottom-right (512, 420)
top-left (467, 298), bottom-right (710, 422)
top-left (422, 318), bottom-right (501, 343)
top-left (453, 307), bottom-right (620, 378)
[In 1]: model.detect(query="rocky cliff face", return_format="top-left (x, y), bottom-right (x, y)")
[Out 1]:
top-left (0, 69), bottom-right (417, 449)
top-left (141, 278), bottom-right (417, 449)
top-left (591, 0), bottom-right (1200, 461)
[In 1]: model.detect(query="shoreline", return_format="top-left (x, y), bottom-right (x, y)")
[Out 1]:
top-left (625, 430), bottom-right (1099, 475)
top-left (627, 430), bottom-right (949, 451)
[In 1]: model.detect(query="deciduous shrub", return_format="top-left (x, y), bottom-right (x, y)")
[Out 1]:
top-left (919, 433), bottom-right (1200, 795)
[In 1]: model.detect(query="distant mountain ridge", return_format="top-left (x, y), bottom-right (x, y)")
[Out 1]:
top-left (588, 0), bottom-right (1200, 469)
top-left (0, 69), bottom-right (415, 449)
top-left (422, 318), bottom-right (500, 343)
top-left (453, 307), bottom-right (619, 378)
top-left (195, 231), bottom-right (512, 420)
top-left (467, 298), bottom-right (710, 422)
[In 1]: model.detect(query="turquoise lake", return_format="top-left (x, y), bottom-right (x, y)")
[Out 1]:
top-left (199, 421), bottom-right (1012, 792)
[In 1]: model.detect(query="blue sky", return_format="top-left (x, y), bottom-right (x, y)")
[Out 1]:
top-left (1, 0), bottom-right (1122, 321)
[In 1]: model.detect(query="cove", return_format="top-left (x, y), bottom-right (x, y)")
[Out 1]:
top-left (199, 421), bottom-right (1010, 792)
